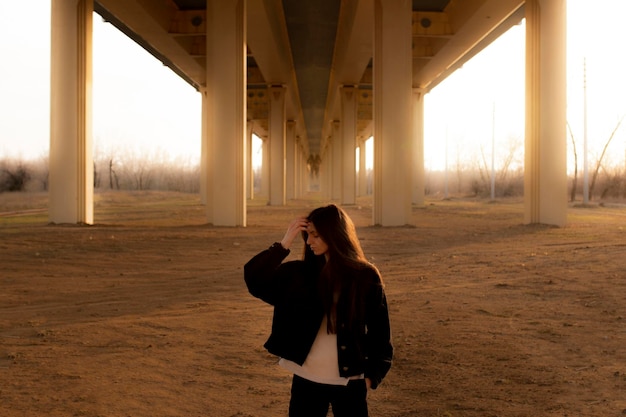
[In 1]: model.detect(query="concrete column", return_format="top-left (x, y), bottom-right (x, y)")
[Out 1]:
top-left (314, 151), bottom-right (324, 196)
top-left (200, 87), bottom-right (209, 205)
top-left (285, 120), bottom-right (296, 200)
top-left (331, 121), bottom-right (342, 200)
top-left (341, 86), bottom-right (358, 204)
top-left (373, 0), bottom-right (413, 225)
top-left (294, 138), bottom-right (302, 198)
top-left (298, 144), bottom-right (305, 196)
top-left (412, 89), bottom-right (425, 206)
top-left (204, 0), bottom-right (246, 226)
top-left (322, 148), bottom-right (332, 198)
top-left (246, 120), bottom-right (254, 200)
top-left (524, 0), bottom-right (567, 226)
top-left (260, 138), bottom-right (269, 199)
top-left (49, 0), bottom-right (93, 224)
top-left (358, 137), bottom-right (367, 197)
top-left (300, 149), bottom-right (307, 195)
top-left (308, 151), bottom-right (316, 195)
top-left (268, 85), bottom-right (286, 205)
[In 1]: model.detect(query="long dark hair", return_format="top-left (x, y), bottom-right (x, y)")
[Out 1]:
top-left (302, 204), bottom-right (379, 333)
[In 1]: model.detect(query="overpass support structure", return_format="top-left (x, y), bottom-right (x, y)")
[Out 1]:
top-left (49, 0), bottom-right (94, 224)
top-left (373, 0), bottom-right (414, 226)
top-left (524, 0), bottom-right (567, 226)
top-left (201, 0), bottom-right (247, 226)
top-left (46, 0), bottom-right (567, 227)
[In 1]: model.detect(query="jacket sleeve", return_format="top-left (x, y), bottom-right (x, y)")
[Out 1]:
top-left (243, 242), bottom-right (291, 306)
top-left (364, 272), bottom-right (393, 390)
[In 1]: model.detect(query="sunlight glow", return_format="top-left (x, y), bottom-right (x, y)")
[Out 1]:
top-left (1, 0), bottom-right (625, 178)
top-left (252, 134), bottom-right (263, 171)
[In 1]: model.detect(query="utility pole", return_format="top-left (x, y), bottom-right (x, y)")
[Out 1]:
top-left (444, 125), bottom-right (449, 199)
top-left (583, 58), bottom-right (589, 204)
top-left (491, 102), bottom-right (496, 200)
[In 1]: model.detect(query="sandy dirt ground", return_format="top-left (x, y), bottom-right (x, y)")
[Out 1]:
top-left (1, 191), bottom-right (625, 417)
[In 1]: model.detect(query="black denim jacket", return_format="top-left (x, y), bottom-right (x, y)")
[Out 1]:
top-left (244, 242), bottom-right (393, 389)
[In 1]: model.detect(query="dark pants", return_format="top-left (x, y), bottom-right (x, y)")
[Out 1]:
top-left (288, 375), bottom-right (368, 417)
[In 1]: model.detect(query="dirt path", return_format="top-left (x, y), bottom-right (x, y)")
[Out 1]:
top-left (1, 191), bottom-right (625, 416)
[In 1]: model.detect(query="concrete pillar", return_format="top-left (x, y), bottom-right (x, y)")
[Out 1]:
top-left (412, 89), bottom-right (425, 206)
top-left (341, 86), bottom-right (357, 204)
top-left (373, 0), bottom-right (413, 225)
top-left (200, 88), bottom-right (208, 205)
top-left (299, 145), bottom-right (305, 197)
top-left (358, 138), bottom-right (367, 197)
top-left (285, 120), bottom-right (296, 200)
top-left (303, 148), bottom-right (312, 195)
top-left (298, 144), bottom-right (305, 196)
top-left (322, 148), bottom-right (332, 197)
top-left (204, 0), bottom-right (246, 226)
top-left (331, 121), bottom-right (342, 200)
top-left (49, 0), bottom-right (93, 224)
top-left (260, 138), bottom-right (269, 199)
top-left (268, 85), bottom-right (286, 205)
top-left (308, 150), bottom-right (316, 195)
top-left (524, 0), bottom-right (567, 226)
top-left (315, 148), bottom-right (327, 197)
top-left (246, 120), bottom-right (254, 200)
top-left (294, 138), bottom-right (302, 198)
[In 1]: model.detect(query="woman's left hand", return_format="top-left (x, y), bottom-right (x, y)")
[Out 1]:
top-left (280, 217), bottom-right (308, 250)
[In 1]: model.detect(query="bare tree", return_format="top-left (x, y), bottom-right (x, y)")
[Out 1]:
top-left (32, 154), bottom-right (49, 191)
top-left (108, 158), bottom-right (119, 189)
top-left (567, 122), bottom-right (579, 202)
top-left (599, 171), bottom-right (624, 200)
top-left (496, 135), bottom-right (521, 184)
top-left (477, 145), bottom-right (490, 194)
top-left (132, 164), bottom-right (152, 190)
top-left (0, 162), bottom-right (31, 192)
top-left (472, 135), bottom-right (523, 198)
top-left (589, 114), bottom-right (625, 200)
top-left (454, 143), bottom-right (465, 194)
top-left (94, 162), bottom-right (100, 188)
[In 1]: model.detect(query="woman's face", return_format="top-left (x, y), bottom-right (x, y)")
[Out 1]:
top-left (306, 222), bottom-right (329, 257)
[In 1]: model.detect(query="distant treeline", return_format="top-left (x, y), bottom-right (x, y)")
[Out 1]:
top-left (1, 153), bottom-right (625, 201)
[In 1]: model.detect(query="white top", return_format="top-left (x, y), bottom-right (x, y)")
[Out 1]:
top-left (279, 316), bottom-right (363, 386)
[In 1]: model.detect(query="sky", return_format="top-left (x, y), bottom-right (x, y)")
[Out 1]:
top-left (424, 23), bottom-right (525, 172)
top-left (0, 1), bottom-right (201, 163)
top-left (425, 0), bottom-right (626, 173)
top-left (1, 1), bottom-right (625, 174)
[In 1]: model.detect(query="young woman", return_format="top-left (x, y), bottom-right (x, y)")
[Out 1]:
top-left (244, 204), bottom-right (393, 417)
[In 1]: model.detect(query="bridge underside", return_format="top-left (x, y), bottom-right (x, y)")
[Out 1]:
top-left (48, 0), bottom-right (567, 227)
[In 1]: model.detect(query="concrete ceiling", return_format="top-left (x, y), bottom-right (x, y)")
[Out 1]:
top-left (94, 0), bottom-right (525, 159)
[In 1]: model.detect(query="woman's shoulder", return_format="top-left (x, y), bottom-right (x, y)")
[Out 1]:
top-left (270, 258), bottom-right (306, 275)
top-left (354, 261), bottom-right (382, 283)
top-left (280, 258), bottom-right (307, 270)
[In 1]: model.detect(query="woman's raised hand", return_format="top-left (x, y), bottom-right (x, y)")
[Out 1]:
top-left (280, 217), bottom-right (308, 250)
